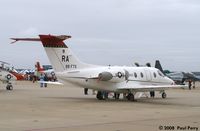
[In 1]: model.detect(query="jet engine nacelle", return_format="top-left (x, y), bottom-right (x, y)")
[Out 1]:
top-left (98, 72), bottom-right (113, 81)
top-left (98, 70), bottom-right (127, 83)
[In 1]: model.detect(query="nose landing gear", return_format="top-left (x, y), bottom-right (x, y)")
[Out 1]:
top-left (6, 82), bottom-right (13, 90)
top-left (161, 92), bottom-right (167, 99)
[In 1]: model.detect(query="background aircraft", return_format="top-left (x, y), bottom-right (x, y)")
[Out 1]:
top-left (11, 34), bottom-right (185, 101)
top-left (35, 61), bottom-right (56, 81)
top-left (0, 61), bottom-right (19, 90)
top-left (155, 60), bottom-right (200, 84)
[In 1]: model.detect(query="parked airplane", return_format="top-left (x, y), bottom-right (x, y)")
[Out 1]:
top-left (35, 61), bottom-right (56, 81)
top-left (155, 60), bottom-right (200, 84)
top-left (0, 61), bottom-right (18, 90)
top-left (17, 69), bottom-right (35, 75)
top-left (11, 34), bottom-right (185, 101)
top-left (35, 61), bottom-right (54, 74)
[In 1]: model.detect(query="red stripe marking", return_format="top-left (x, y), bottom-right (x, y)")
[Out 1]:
top-left (39, 35), bottom-right (71, 48)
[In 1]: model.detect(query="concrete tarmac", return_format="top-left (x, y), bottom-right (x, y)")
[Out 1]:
top-left (0, 81), bottom-right (199, 131)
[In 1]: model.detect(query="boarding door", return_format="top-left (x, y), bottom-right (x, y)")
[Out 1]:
top-left (144, 69), bottom-right (152, 81)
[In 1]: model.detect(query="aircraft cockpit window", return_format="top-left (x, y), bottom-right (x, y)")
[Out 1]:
top-left (157, 70), bottom-right (164, 77)
top-left (140, 72), bottom-right (143, 78)
top-left (153, 72), bottom-right (157, 78)
top-left (134, 72), bottom-right (137, 78)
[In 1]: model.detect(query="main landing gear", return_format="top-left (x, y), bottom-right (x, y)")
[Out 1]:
top-left (96, 91), bottom-right (108, 100)
top-left (96, 91), bottom-right (103, 100)
top-left (96, 91), bottom-right (135, 101)
top-left (126, 93), bottom-right (135, 101)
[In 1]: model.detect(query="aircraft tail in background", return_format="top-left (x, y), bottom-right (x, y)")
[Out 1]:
top-left (155, 60), bottom-right (164, 75)
top-left (35, 61), bottom-right (44, 72)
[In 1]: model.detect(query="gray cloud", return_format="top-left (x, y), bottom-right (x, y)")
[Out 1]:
top-left (0, 0), bottom-right (200, 71)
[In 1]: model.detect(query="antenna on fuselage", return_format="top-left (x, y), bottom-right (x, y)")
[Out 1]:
top-left (134, 62), bottom-right (140, 67)
top-left (146, 63), bottom-right (151, 67)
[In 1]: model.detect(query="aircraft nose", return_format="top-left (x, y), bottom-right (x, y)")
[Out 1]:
top-left (10, 72), bottom-right (24, 80)
top-left (10, 74), bottom-right (17, 81)
top-left (13, 75), bottom-right (17, 80)
top-left (167, 77), bottom-right (175, 85)
top-left (9, 73), bottom-right (17, 81)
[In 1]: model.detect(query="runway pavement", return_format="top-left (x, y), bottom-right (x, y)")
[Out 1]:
top-left (0, 81), bottom-right (199, 131)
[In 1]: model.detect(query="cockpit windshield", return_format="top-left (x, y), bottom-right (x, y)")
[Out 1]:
top-left (157, 70), bottom-right (165, 77)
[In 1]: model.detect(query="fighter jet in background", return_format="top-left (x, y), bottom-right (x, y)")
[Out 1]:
top-left (154, 60), bottom-right (200, 84)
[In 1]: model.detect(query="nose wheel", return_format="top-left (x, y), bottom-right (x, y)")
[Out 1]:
top-left (6, 82), bottom-right (13, 90)
top-left (161, 92), bottom-right (167, 99)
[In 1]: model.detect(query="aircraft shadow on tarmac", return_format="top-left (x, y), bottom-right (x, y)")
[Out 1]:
top-left (42, 96), bottom-right (195, 107)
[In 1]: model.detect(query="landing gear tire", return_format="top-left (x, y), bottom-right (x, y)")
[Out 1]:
top-left (162, 92), bottom-right (167, 99)
top-left (114, 93), bottom-right (120, 100)
top-left (127, 93), bottom-right (134, 101)
top-left (6, 84), bottom-right (13, 90)
top-left (96, 91), bottom-right (103, 100)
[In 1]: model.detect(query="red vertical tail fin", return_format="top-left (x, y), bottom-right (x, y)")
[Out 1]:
top-left (11, 34), bottom-right (95, 72)
top-left (35, 62), bottom-right (44, 72)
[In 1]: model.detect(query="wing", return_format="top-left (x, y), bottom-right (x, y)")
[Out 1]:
top-left (38, 81), bottom-right (64, 85)
top-left (117, 84), bottom-right (187, 92)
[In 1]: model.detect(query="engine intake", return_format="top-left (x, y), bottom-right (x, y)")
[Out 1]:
top-left (98, 70), bottom-right (129, 83)
top-left (98, 72), bottom-right (113, 81)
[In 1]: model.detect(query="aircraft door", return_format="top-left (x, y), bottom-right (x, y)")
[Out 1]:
top-left (144, 69), bottom-right (152, 81)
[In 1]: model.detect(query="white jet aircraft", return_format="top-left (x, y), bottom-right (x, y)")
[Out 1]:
top-left (11, 34), bottom-right (185, 101)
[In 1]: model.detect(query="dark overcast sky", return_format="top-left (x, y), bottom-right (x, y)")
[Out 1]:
top-left (0, 0), bottom-right (200, 71)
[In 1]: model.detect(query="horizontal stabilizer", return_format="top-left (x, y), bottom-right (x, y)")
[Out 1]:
top-left (10, 38), bottom-right (40, 44)
top-left (11, 34), bottom-right (71, 48)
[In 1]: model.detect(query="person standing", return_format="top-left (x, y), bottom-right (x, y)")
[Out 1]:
top-left (188, 79), bottom-right (192, 90)
top-left (193, 81), bottom-right (195, 89)
top-left (44, 73), bottom-right (48, 87)
top-left (39, 74), bottom-right (44, 88)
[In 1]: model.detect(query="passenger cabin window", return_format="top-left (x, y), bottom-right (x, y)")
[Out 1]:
top-left (140, 72), bottom-right (143, 78)
top-left (134, 72), bottom-right (137, 78)
top-left (153, 72), bottom-right (157, 78)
